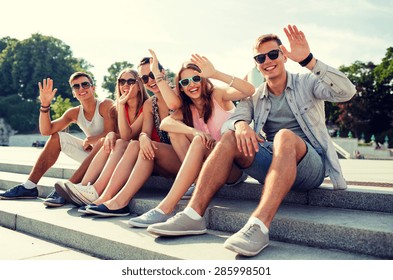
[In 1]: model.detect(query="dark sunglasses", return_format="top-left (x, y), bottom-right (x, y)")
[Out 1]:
top-left (71, 81), bottom-right (92, 91)
top-left (253, 49), bottom-right (281, 64)
top-left (140, 72), bottom-right (155, 84)
top-left (179, 75), bottom-right (202, 87)
top-left (118, 78), bottom-right (137, 86)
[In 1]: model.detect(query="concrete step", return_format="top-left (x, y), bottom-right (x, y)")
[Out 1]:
top-left (2, 165), bottom-right (393, 214)
top-left (0, 199), bottom-right (381, 260)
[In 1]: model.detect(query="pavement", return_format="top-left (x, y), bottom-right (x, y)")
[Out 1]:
top-left (0, 146), bottom-right (393, 260)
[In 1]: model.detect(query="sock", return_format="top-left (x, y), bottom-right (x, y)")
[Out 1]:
top-left (24, 180), bottom-right (37, 189)
top-left (184, 207), bottom-right (202, 220)
top-left (248, 216), bottom-right (269, 235)
top-left (155, 208), bottom-right (165, 214)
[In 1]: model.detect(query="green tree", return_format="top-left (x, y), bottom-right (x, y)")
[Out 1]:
top-left (0, 34), bottom-right (92, 133)
top-left (102, 61), bottom-right (134, 99)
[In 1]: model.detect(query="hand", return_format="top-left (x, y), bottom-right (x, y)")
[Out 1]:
top-left (194, 131), bottom-right (216, 150)
top-left (148, 49), bottom-right (163, 77)
top-left (104, 132), bottom-right (116, 153)
top-left (139, 134), bottom-right (157, 160)
top-left (234, 121), bottom-right (264, 157)
top-left (83, 137), bottom-right (93, 151)
top-left (281, 25), bottom-right (311, 63)
top-left (38, 78), bottom-right (57, 106)
top-left (190, 54), bottom-right (217, 78)
top-left (118, 87), bottom-right (132, 105)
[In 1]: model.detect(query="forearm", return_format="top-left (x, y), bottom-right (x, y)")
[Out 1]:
top-left (39, 110), bottom-right (53, 135)
top-left (160, 116), bottom-right (197, 136)
top-left (118, 108), bottom-right (132, 140)
top-left (155, 77), bottom-right (182, 110)
top-left (212, 70), bottom-right (255, 97)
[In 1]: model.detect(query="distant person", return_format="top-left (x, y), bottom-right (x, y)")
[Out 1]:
top-left (146, 24), bottom-right (356, 257)
top-left (0, 72), bottom-right (114, 203)
top-left (58, 68), bottom-right (148, 206)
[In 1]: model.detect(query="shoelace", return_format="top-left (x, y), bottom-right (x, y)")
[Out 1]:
top-left (241, 224), bottom-right (257, 238)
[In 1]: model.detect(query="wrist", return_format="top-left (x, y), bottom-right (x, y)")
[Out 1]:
top-left (40, 104), bottom-right (51, 108)
top-left (139, 132), bottom-right (150, 140)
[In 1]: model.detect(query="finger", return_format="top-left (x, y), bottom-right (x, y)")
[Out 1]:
top-left (52, 88), bottom-right (58, 95)
top-left (256, 134), bottom-right (265, 143)
top-left (241, 138), bottom-right (248, 157)
top-left (38, 82), bottom-right (43, 91)
top-left (235, 134), bottom-right (243, 153)
top-left (48, 78), bottom-right (53, 90)
top-left (251, 136), bottom-right (259, 153)
top-left (43, 79), bottom-right (47, 90)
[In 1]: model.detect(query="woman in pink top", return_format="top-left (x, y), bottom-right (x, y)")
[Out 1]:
top-left (128, 51), bottom-right (255, 228)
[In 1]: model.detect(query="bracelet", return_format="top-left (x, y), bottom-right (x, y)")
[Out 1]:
top-left (228, 75), bottom-right (235, 87)
top-left (40, 108), bottom-right (50, 113)
top-left (40, 104), bottom-right (51, 108)
top-left (299, 53), bottom-right (313, 67)
top-left (155, 77), bottom-right (164, 83)
top-left (139, 132), bottom-right (149, 140)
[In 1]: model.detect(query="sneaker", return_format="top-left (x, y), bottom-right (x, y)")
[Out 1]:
top-left (147, 212), bottom-right (207, 236)
top-left (128, 208), bottom-right (175, 228)
top-left (64, 181), bottom-right (98, 205)
top-left (78, 204), bottom-right (96, 214)
top-left (54, 181), bottom-right (80, 206)
top-left (0, 184), bottom-right (38, 200)
top-left (224, 172), bottom-right (248, 187)
top-left (43, 190), bottom-right (65, 207)
top-left (224, 224), bottom-right (269, 256)
top-left (181, 183), bottom-right (195, 200)
top-left (86, 204), bottom-right (130, 217)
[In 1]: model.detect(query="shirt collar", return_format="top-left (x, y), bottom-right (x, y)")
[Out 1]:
top-left (258, 71), bottom-right (293, 99)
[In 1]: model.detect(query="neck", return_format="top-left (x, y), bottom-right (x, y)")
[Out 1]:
top-left (266, 72), bottom-right (287, 96)
top-left (80, 97), bottom-right (97, 111)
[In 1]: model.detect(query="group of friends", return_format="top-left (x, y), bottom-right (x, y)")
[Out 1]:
top-left (0, 25), bottom-right (356, 257)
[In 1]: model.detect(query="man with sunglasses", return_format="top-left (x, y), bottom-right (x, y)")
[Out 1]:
top-left (0, 72), bottom-right (114, 205)
top-left (148, 25), bottom-right (356, 257)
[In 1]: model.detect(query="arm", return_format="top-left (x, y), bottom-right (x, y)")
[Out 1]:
top-left (281, 24), bottom-right (356, 102)
top-left (148, 49), bottom-right (182, 110)
top-left (38, 78), bottom-right (77, 135)
top-left (190, 54), bottom-right (255, 101)
top-left (138, 98), bottom-right (157, 160)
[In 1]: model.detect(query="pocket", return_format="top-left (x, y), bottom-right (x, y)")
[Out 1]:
top-left (299, 101), bottom-right (321, 126)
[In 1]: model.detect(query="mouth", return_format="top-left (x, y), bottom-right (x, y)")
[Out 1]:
top-left (264, 65), bottom-right (277, 72)
top-left (78, 91), bottom-right (89, 97)
top-left (189, 87), bottom-right (199, 94)
top-left (149, 82), bottom-right (157, 89)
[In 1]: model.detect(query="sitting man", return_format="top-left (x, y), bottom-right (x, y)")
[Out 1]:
top-left (0, 72), bottom-right (114, 206)
top-left (146, 24), bottom-right (356, 257)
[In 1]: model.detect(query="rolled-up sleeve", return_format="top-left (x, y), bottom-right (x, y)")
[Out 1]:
top-left (312, 60), bottom-right (357, 102)
top-left (221, 97), bottom-right (254, 134)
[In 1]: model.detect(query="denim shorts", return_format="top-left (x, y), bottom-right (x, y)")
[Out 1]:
top-left (243, 141), bottom-right (325, 191)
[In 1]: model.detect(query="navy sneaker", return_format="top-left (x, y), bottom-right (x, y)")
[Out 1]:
top-left (43, 190), bottom-right (65, 207)
top-left (86, 204), bottom-right (130, 217)
top-left (78, 204), bottom-right (96, 214)
top-left (0, 184), bottom-right (38, 200)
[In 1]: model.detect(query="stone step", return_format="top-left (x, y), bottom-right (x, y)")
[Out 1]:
top-left (1, 167), bottom-right (393, 214)
top-left (0, 199), bottom-right (381, 260)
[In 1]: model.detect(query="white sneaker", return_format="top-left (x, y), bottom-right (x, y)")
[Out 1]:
top-left (64, 182), bottom-right (98, 205)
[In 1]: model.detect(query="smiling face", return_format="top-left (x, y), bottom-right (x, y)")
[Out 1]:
top-left (118, 72), bottom-right (139, 100)
top-left (254, 40), bottom-right (287, 81)
top-left (70, 76), bottom-right (95, 102)
top-left (138, 63), bottom-right (161, 94)
top-left (179, 68), bottom-right (202, 100)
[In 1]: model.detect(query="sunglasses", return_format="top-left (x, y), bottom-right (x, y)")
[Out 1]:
top-left (71, 81), bottom-right (92, 91)
top-left (253, 49), bottom-right (281, 64)
top-left (179, 75), bottom-right (202, 87)
top-left (118, 78), bottom-right (137, 86)
top-left (140, 72), bottom-right (155, 84)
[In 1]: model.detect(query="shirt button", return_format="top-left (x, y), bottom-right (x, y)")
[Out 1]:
top-left (330, 83), bottom-right (334, 86)
top-left (316, 71), bottom-right (320, 75)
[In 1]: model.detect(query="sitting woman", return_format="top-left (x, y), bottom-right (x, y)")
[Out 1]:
top-left (84, 55), bottom-right (182, 216)
top-left (62, 68), bottom-right (148, 206)
top-left (128, 52), bottom-right (255, 228)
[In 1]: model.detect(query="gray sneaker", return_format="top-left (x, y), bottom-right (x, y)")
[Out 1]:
top-left (128, 208), bottom-right (175, 228)
top-left (147, 212), bottom-right (207, 236)
top-left (181, 183), bottom-right (195, 200)
top-left (224, 223), bottom-right (269, 256)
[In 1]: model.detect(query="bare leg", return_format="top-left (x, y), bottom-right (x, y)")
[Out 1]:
top-left (68, 138), bottom-right (105, 184)
top-left (93, 141), bottom-right (140, 205)
top-left (168, 132), bottom-right (193, 162)
top-left (251, 129), bottom-right (306, 228)
top-left (81, 139), bottom-right (129, 195)
top-left (188, 131), bottom-right (253, 216)
top-left (158, 136), bottom-right (210, 214)
top-left (104, 142), bottom-right (181, 210)
top-left (27, 133), bottom-right (62, 183)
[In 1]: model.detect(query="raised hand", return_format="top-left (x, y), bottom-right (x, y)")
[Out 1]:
top-left (118, 87), bottom-right (132, 105)
top-left (38, 78), bottom-right (57, 106)
top-left (190, 54), bottom-right (217, 78)
top-left (281, 25), bottom-right (311, 63)
top-left (148, 49), bottom-right (162, 77)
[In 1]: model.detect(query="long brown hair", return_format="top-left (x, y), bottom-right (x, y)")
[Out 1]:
top-left (175, 62), bottom-right (214, 127)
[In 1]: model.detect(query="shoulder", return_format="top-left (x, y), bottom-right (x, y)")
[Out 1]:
top-left (98, 98), bottom-right (115, 111)
top-left (63, 106), bottom-right (79, 121)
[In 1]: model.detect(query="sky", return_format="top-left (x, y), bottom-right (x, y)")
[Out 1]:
top-left (1, 0), bottom-right (392, 99)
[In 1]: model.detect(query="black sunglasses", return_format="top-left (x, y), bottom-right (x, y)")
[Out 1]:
top-left (118, 78), bottom-right (137, 86)
top-left (253, 49), bottom-right (281, 64)
top-left (71, 81), bottom-right (92, 91)
top-left (179, 75), bottom-right (202, 87)
top-left (140, 72), bottom-right (155, 84)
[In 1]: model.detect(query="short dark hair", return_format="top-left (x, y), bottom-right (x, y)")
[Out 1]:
top-left (253, 34), bottom-right (282, 50)
top-left (138, 57), bottom-right (164, 71)
top-left (68, 72), bottom-right (93, 86)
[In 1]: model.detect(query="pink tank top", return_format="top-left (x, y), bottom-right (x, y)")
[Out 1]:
top-left (191, 97), bottom-right (235, 141)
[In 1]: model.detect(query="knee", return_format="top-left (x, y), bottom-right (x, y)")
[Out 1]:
top-left (219, 130), bottom-right (237, 149)
top-left (126, 140), bottom-right (140, 152)
top-left (47, 132), bottom-right (60, 147)
top-left (273, 129), bottom-right (299, 153)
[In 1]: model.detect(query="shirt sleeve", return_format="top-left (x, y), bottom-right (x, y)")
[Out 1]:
top-left (221, 96), bottom-right (254, 134)
top-left (311, 60), bottom-right (357, 102)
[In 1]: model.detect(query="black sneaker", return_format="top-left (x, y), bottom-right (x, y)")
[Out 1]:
top-left (43, 190), bottom-right (65, 207)
top-left (0, 184), bottom-right (38, 199)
